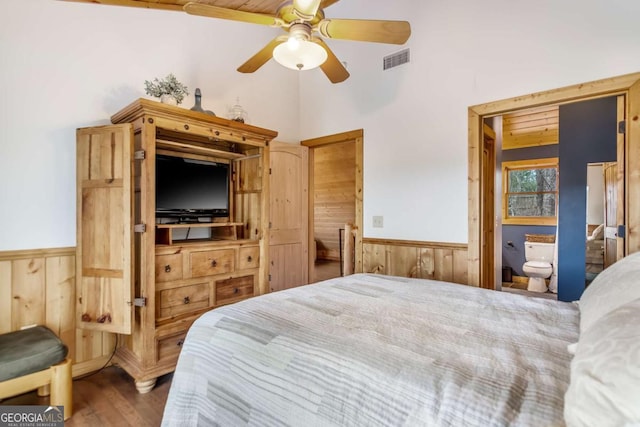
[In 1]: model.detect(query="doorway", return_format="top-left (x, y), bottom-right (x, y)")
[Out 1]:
top-left (469, 72), bottom-right (640, 301)
top-left (302, 130), bottom-right (363, 283)
top-left (585, 163), bottom-right (609, 285)
top-left (492, 98), bottom-right (618, 301)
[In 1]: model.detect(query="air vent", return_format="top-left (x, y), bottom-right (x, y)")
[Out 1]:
top-left (383, 48), bottom-right (410, 70)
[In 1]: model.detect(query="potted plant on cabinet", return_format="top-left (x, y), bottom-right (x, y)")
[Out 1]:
top-left (144, 73), bottom-right (189, 105)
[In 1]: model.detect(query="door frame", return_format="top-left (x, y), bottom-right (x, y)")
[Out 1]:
top-left (302, 129), bottom-right (364, 279)
top-left (481, 123), bottom-right (497, 289)
top-left (468, 72), bottom-right (640, 288)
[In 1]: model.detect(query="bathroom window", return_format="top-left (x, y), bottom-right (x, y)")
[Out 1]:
top-left (502, 157), bottom-right (558, 225)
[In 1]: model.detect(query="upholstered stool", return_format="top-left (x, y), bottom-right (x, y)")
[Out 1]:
top-left (0, 326), bottom-right (72, 420)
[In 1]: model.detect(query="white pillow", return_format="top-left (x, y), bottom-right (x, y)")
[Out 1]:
top-left (578, 251), bottom-right (640, 333)
top-left (564, 297), bottom-right (640, 427)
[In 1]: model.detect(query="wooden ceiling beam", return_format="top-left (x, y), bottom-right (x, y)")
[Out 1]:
top-left (59, 0), bottom-right (342, 15)
top-left (59, 0), bottom-right (184, 12)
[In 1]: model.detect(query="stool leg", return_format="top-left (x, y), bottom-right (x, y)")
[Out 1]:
top-left (50, 358), bottom-right (72, 420)
top-left (37, 384), bottom-right (50, 397)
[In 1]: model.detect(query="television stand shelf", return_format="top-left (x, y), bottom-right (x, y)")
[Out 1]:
top-left (156, 222), bottom-right (243, 245)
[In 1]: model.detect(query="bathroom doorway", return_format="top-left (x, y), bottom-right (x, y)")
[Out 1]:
top-left (476, 88), bottom-right (626, 300)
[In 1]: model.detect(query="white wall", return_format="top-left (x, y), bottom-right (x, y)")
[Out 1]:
top-left (2, 0), bottom-right (640, 251)
top-left (299, 0), bottom-right (640, 243)
top-left (587, 164), bottom-right (605, 226)
top-left (0, 0), bottom-right (300, 251)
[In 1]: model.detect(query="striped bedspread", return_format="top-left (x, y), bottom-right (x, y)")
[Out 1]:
top-left (162, 274), bottom-right (579, 426)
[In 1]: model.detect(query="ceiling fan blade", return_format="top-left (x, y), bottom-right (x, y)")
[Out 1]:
top-left (314, 39), bottom-right (349, 83)
top-left (317, 19), bottom-right (411, 44)
top-left (292, 0), bottom-right (322, 19)
top-left (238, 38), bottom-right (285, 73)
top-left (183, 2), bottom-right (279, 26)
top-left (320, 0), bottom-right (341, 9)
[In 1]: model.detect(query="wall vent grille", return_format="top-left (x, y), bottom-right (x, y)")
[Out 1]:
top-left (383, 48), bottom-right (410, 70)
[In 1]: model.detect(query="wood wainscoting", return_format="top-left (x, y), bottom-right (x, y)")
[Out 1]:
top-left (362, 239), bottom-right (469, 285)
top-left (0, 248), bottom-right (115, 377)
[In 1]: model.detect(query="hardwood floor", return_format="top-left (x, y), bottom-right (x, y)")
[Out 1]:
top-left (502, 282), bottom-right (558, 300)
top-left (1, 366), bottom-right (172, 426)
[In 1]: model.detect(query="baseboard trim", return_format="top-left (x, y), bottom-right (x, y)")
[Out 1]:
top-left (71, 356), bottom-right (113, 378)
top-left (363, 238), bottom-right (467, 251)
top-left (0, 247), bottom-right (75, 261)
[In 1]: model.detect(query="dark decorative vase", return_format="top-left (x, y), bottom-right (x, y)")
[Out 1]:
top-left (190, 88), bottom-right (215, 116)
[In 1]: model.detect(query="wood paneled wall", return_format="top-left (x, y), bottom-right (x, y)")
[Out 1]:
top-left (503, 105), bottom-right (559, 150)
top-left (363, 239), bottom-right (469, 285)
top-left (313, 141), bottom-right (355, 261)
top-left (0, 248), bottom-right (115, 377)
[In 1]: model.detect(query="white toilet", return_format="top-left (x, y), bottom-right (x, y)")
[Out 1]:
top-left (523, 241), bottom-right (555, 292)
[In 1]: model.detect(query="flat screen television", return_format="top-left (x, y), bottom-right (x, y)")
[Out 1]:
top-left (156, 154), bottom-right (230, 221)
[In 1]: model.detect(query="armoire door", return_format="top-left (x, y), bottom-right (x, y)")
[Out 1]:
top-left (76, 124), bottom-right (135, 334)
top-left (269, 141), bottom-right (309, 292)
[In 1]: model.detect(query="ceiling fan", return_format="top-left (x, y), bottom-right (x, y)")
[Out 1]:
top-left (183, 0), bottom-right (411, 83)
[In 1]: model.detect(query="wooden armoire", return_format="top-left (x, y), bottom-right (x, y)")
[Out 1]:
top-left (76, 99), bottom-right (277, 392)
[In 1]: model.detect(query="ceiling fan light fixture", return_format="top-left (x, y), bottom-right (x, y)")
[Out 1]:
top-left (273, 39), bottom-right (327, 70)
top-left (273, 24), bottom-right (327, 71)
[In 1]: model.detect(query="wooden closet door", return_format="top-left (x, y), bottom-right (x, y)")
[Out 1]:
top-left (269, 142), bottom-right (308, 292)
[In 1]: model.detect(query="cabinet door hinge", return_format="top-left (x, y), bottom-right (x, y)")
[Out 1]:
top-left (134, 223), bottom-right (146, 233)
top-left (134, 150), bottom-right (146, 160)
top-left (268, 274), bottom-right (272, 282)
top-left (618, 120), bottom-right (626, 134)
top-left (133, 297), bottom-right (147, 307)
top-left (269, 168), bottom-right (272, 175)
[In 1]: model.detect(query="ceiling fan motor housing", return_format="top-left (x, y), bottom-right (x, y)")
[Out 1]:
top-left (277, 0), bottom-right (325, 26)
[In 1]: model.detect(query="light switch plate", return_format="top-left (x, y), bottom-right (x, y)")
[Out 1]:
top-left (373, 216), bottom-right (384, 228)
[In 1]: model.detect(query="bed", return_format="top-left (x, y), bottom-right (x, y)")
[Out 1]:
top-left (162, 253), bottom-right (640, 427)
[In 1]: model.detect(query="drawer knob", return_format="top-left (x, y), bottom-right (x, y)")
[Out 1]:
top-left (247, 255), bottom-right (252, 262)
top-left (233, 287), bottom-right (239, 294)
top-left (211, 259), bottom-right (217, 267)
top-left (183, 296), bottom-right (190, 304)
top-left (177, 339), bottom-right (184, 347)
top-left (165, 264), bottom-right (172, 273)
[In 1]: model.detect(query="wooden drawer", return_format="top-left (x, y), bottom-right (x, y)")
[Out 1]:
top-left (157, 330), bottom-right (187, 364)
top-left (216, 275), bottom-right (254, 306)
top-left (190, 249), bottom-right (235, 278)
top-left (238, 246), bottom-right (260, 270)
top-left (155, 253), bottom-right (183, 282)
top-left (157, 282), bottom-right (210, 319)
